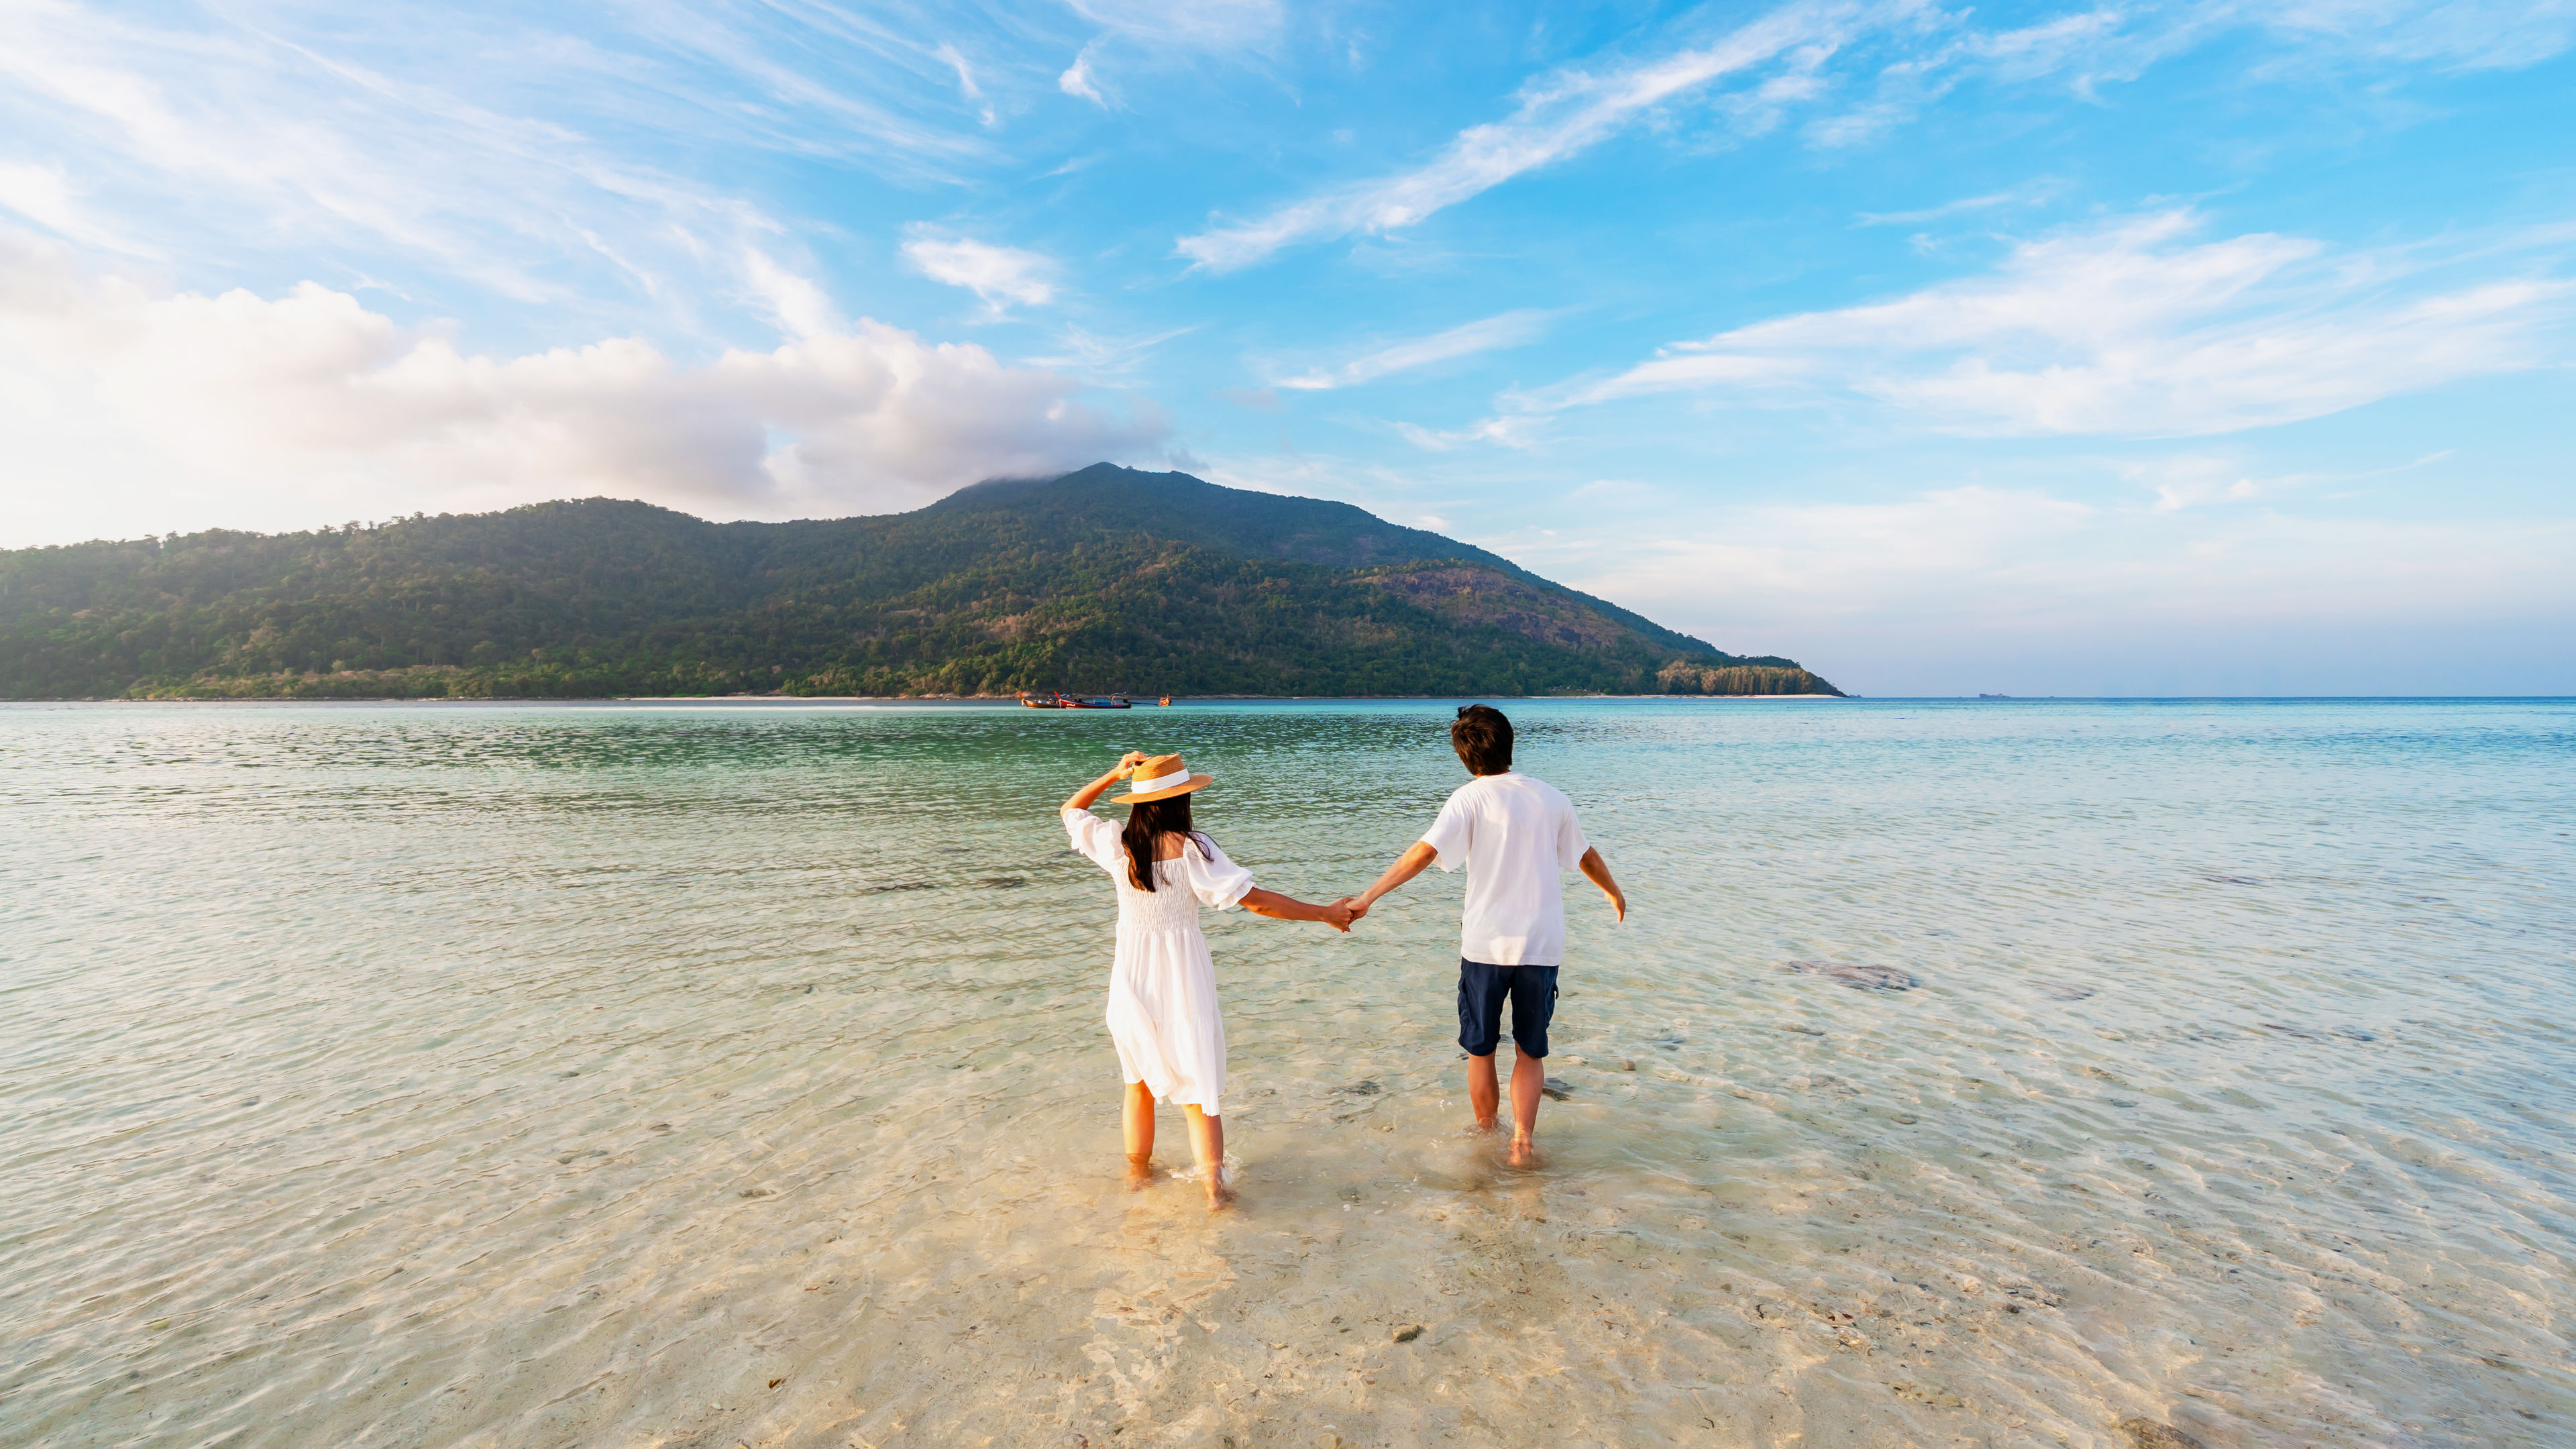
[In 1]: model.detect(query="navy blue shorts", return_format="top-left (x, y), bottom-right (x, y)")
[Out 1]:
top-left (1457, 959), bottom-right (1559, 1059)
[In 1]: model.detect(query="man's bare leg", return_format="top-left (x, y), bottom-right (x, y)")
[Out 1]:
top-left (1507, 1051), bottom-right (1544, 1165)
top-left (1122, 1080), bottom-right (1156, 1187)
top-left (1466, 1052), bottom-right (1501, 1130)
top-left (1183, 1105), bottom-right (1234, 1210)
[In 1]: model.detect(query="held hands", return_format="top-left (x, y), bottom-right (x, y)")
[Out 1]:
top-left (1318, 899), bottom-right (1357, 932)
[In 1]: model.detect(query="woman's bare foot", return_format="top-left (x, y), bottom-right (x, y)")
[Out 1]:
top-left (1124, 1154), bottom-right (1155, 1189)
top-left (1205, 1179), bottom-right (1237, 1212)
top-left (1507, 1133), bottom-right (1536, 1167)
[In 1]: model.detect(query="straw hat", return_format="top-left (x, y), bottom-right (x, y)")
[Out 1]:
top-left (1112, 752), bottom-right (1212, 803)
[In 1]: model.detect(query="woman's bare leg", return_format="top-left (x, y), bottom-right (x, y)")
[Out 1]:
top-left (1122, 1080), bottom-right (1156, 1186)
top-left (1183, 1105), bottom-right (1234, 1210)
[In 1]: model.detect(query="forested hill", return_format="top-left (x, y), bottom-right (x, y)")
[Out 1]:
top-left (0, 463), bottom-right (1843, 700)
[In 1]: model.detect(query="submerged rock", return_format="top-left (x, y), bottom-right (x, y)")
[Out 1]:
top-left (2118, 1418), bottom-right (2207, 1449)
top-left (1786, 961), bottom-right (1917, 991)
top-left (1391, 1324), bottom-right (1424, 1342)
top-left (1541, 1078), bottom-right (1573, 1101)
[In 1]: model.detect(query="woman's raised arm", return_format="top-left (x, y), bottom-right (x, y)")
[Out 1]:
top-left (1063, 751), bottom-right (1150, 814)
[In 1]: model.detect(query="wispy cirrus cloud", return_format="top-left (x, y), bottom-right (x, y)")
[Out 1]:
top-left (1175, 3), bottom-right (1860, 271)
top-left (1393, 415), bottom-right (1550, 451)
top-left (1269, 309), bottom-right (1551, 390)
top-left (1175, 0), bottom-right (2576, 274)
top-left (1059, 41), bottom-right (1111, 106)
top-left (0, 160), bottom-right (150, 255)
top-left (932, 42), bottom-right (997, 126)
top-left (1055, 0), bottom-right (1281, 109)
top-left (1856, 182), bottom-right (2061, 227)
top-left (0, 0), bottom-right (998, 321)
top-left (901, 228), bottom-right (1061, 315)
top-left (2263, 0), bottom-right (2576, 68)
top-left (1536, 211), bottom-right (2575, 437)
top-left (1066, 0), bottom-right (1283, 48)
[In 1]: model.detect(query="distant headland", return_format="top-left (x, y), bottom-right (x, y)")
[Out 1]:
top-left (0, 464), bottom-right (1841, 701)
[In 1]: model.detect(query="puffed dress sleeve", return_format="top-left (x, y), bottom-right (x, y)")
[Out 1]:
top-left (1183, 836), bottom-right (1256, 910)
top-left (1063, 807), bottom-right (1126, 875)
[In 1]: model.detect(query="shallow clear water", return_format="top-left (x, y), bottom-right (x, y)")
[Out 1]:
top-left (3, 697), bottom-right (2572, 1449)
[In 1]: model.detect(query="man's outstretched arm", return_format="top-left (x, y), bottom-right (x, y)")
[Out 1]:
top-left (1578, 845), bottom-right (1626, 922)
top-left (1350, 840), bottom-right (1440, 918)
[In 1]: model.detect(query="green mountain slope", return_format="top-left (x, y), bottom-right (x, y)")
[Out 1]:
top-left (0, 464), bottom-right (1841, 700)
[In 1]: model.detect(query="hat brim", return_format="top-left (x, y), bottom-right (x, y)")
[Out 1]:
top-left (1110, 773), bottom-right (1212, 804)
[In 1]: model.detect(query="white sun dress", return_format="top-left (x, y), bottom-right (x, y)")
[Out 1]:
top-left (1062, 807), bottom-right (1255, 1116)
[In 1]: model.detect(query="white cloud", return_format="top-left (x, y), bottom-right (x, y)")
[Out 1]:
top-left (742, 248), bottom-right (843, 339)
top-left (1394, 416), bottom-right (1550, 451)
top-left (1059, 42), bottom-right (1110, 106)
top-left (0, 160), bottom-right (151, 255)
top-left (1597, 487), bottom-right (2101, 617)
top-left (1856, 183), bottom-right (2059, 227)
top-left (1271, 309), bottom-right (1551, 390)
top-left (1171, 0), bottom-right (2576, 274)
top-left (0, 0), bottom-right (992, 323)
top-left (2125, 454), bottom-right (2267, 511)
top-left (1175, 3), bottom-right (1849, 270)
top-left (1549, 211), bottom-right (2575, 437)
top-left (1524, 482), bottom-right (2576, 692)
top-left (934, 42), bottom-right (983, 99)
top-left (2263, 0), bottom-right (2576, 68)
top-left (0, 231), bottom-right (1165, 541)
top-left (1065, 0), bottom-right (1285, 49)
top-left (900, 229), bottom-right (1061, 315)
top-left (1020, 323), bottom-right (1196, 375)
top-left (933, 41), bottom-right (998, 126)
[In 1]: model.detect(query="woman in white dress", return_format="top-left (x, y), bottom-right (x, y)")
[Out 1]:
top-left (1061, 751), bottom-right (1354, 1210)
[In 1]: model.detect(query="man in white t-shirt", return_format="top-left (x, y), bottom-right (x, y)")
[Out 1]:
top-left (1348, 704), bottom-right (1625, 1164)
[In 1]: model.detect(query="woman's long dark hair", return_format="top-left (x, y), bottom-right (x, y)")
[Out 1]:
top-left (1122, 793), bottom-right (1214, 892)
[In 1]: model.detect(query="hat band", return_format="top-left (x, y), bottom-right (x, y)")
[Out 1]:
top-left (1129, 765), bottom-right (1191, 795)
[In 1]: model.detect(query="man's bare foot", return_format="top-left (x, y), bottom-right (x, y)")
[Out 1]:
top-left (1507, 1134), bottom-right (1536, 1167)
top-left (1124, 1155), bottom-right (1155, 1189)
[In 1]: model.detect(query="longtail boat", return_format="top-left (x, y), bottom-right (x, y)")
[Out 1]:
top-left (1018, 691), bottom-right (1133, 709)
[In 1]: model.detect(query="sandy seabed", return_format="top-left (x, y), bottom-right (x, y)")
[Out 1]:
top-left (3, 697), bottom-right (2569, 1448)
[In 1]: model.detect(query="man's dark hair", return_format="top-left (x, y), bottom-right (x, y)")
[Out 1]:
top-left (1451, 704), bottom-right (1513, 775)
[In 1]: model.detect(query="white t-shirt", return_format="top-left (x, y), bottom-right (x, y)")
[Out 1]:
top-left (1419, 771), bottom-right (1592, 967)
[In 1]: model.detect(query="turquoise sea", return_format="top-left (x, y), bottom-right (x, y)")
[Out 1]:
top-left (2, 697), bottom-right (2571, 1448)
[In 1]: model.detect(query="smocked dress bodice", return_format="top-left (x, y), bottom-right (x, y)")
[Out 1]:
top-left (1115, 857), bottom-right (1232, 929)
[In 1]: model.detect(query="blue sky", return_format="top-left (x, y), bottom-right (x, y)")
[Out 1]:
top-left (1, 0), bottom-right (2569, 694)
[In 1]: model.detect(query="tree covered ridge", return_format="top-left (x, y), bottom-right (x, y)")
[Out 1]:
top-left (0, 467), bottom-right (1842, 700)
